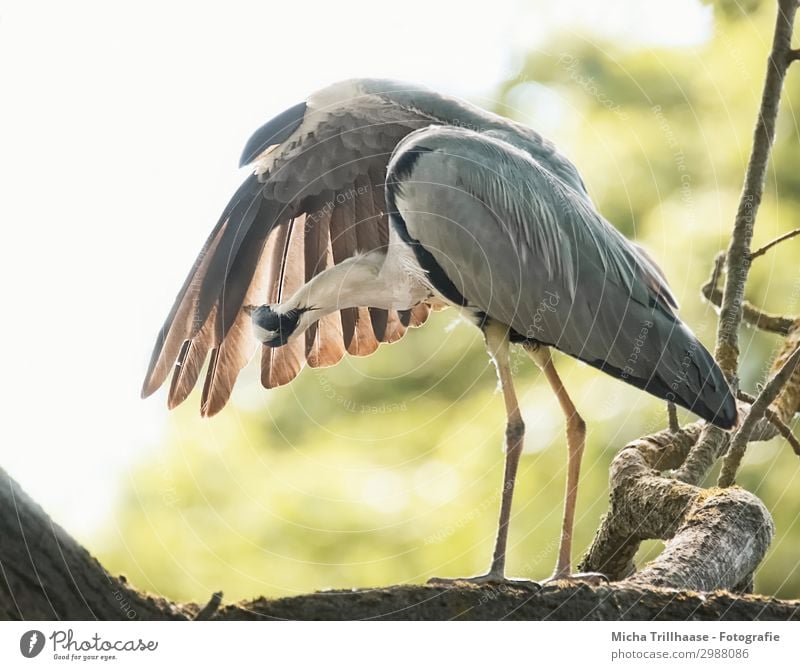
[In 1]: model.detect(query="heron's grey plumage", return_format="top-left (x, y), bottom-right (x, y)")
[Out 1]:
top-left (143, 78), bottom-right (735, 427)
top-left (386, 126), bottom-right (732, 427)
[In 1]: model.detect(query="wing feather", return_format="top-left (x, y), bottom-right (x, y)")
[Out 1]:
top-left (168, 325), bottom-right (213, 409)
top-left (141, 215), bottom-right (228, 398)
top-left (264, 216), bottom-right (307, 388)
top-left (303, 199), bottom-right (347, 368)
top-left (353, 173), bottom-right (391, 341)
top-left (328, 190), bottom-right (380, 356)
top-left (259, 220), bottom-right (292, 387)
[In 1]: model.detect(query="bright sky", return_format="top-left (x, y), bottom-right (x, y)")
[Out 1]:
top-left (0, 0), bottom-right (712, 539)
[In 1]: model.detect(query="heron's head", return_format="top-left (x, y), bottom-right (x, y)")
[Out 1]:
top-left (244, 305), bottom-right (300, 346)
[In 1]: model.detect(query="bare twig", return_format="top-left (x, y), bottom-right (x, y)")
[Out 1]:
top-left (749, 227), bottom-right (800, 260)
top-left (737, 389), bottom-right (800, 455)
top-left (738, 387), bottom-right (800, 456)
top-left (701, 254), bottom-right (796, 335)
top-left (704, 251), bottom-right (726, 297)
top-left (194, 591), bottom-right (224, 620)
top-left (667, 402), bottom-right (680, 433)
top-left (766, 408), bottom-right (800, 455)
top-left (702, 280), bottom-right (796, 335)
top-left (719, 345), bottom-right (800, 486)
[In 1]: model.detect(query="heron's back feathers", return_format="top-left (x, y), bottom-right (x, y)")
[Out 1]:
top-left (387, 126), bottom-right (736, 428)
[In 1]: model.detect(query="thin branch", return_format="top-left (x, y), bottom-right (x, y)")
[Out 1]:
top-left (704, 251), bottom-right (726, 296)
top-left (702, 281), bottom-right (796, 334)
top-left (719, 345), bottom-right (800, 486)
top-left (194, 591), bottom-right (223, 620)
top-left (667, 402), bottom-right (680, 433)
top-left (737, 389), bottom-right (800, 456)
top-left (749, 227), bottom-right (800, 260)
top-left (766, 408), bottom-right (800, 455)
top-left (714, 0), bottom-right (799, 378)
top-left (700, 253), bottom-right (796, 335)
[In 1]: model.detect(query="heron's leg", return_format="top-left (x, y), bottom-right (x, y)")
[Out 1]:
top-left (524, 343), bottom-right (588, 580)
top-left (427, 323), bottom-right (537, 587)
top-left (431, 322), bottom-right (528, 586)
top-left (484, 323), bottom-right (526, 579)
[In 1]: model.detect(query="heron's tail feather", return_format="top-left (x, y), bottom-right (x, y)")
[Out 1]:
top-left (589, 307), bottom-right (737, 429)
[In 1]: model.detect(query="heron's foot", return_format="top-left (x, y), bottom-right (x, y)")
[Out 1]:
top-left (541, 571), bottom-right (609, 587)
top-left (427, 573), bottom-right (541, 589)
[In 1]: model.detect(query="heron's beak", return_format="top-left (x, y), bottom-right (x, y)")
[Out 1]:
top-left (242, 305), bottom-right (256, 316)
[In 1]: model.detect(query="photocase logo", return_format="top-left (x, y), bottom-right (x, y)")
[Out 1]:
top-left (20, 630), bottom-right (45, 658)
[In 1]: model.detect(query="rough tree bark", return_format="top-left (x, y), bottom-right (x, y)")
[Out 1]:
top-left (1, 467), bottom-right (798, 620)
top-left (2, 0), bottom-right (800, 622)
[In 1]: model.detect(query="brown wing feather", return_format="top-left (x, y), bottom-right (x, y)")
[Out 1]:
top-left (303, 200), bottom-right (347, 368)
top-left (142, 218), bottom-right (228, 397)
top-left (410, 302), bottom-right (432, 326)
top-left (327, 191), bottom-right (380, 356)
top-left (168, 319), bottom-right (214, 409)
top-left (264, 216), bottom-right (307, 388)
top-left (199, 222), bottom-right (277, 415)
top-left (327, 193), bottom-right (358, 350)
top-left (259, 221), bottom-right (291, 387)
top-left (353, 174), bottom-right (392, 342)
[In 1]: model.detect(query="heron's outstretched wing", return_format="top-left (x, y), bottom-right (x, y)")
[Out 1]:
top-left (142, 83), bottom-right (424, 415)
top-left (142, 79), bottom-right (598, 416)
top-left (387, 126), bottom-right (735, 428)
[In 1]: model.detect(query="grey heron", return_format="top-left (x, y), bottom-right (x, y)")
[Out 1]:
top-left (142, 79), bottom-right (737, 583)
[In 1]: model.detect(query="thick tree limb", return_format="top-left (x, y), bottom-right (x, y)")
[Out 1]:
top-left (579, 424), bottom-right (774, 591)
top-left (222, 583), bottom-right (800, 621)
top-left (0, 468), bottom-right (186, 621)
top-left (1, 465), bottom-right (797, 621)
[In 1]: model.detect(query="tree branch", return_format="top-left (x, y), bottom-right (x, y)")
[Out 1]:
top-left (2, 465), bottom-right (796, 621)
top-left (720, 345), bottom-right (800, 486)
top-left (0, 467), bottom-right (186, 621)
top-left (701, 267), bottom-right (796, 336)
top-left (737, 389), bottom-right (800, 456)
top-left (579, 423), bottom-right (774, 590)
top-left (749, 227), bottom-right (800, 260)
top-left (678, 0), bottom-right (799, 485)
top-left (715, 0), bottom-right (798, 378)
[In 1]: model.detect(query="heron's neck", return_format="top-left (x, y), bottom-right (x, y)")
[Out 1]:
top-left (275, 249), bottom-right (428, 337)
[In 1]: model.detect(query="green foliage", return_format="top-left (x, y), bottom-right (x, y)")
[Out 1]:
top-left (98, 3), bottom-right (800, 600)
